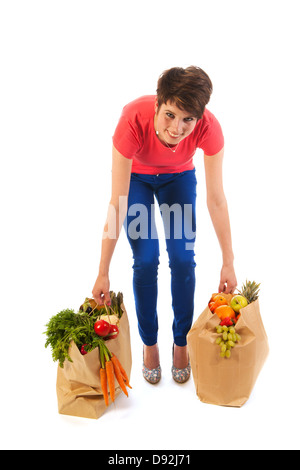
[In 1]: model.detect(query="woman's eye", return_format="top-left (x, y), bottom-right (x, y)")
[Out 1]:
top-left (165, 113), bottom-right (194, 122)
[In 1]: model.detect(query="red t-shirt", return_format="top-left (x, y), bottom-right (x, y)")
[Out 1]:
top-left (112, 95), bottom-right (224, 174)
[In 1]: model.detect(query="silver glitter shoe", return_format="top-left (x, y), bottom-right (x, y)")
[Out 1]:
top-left (171, 344), bottom-right (191, 384)
top-left (142, 363), bottom-right (162, 384)
top-left (142, 347), bottom-right (161, 384)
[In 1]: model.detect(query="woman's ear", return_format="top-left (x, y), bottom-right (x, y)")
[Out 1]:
top-left (154, 97), bottom-right (159, 114)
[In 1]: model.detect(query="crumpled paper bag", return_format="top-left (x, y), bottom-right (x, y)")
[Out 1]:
top-left (56, 304), bottom-right (132, 419)
top-left (187, 299), bottom-right (269, 407)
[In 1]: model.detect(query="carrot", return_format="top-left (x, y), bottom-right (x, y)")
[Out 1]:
top-left (122, 376), bottom-right (132, 389)
top-left (100, 368), bottom-right (109, 407)
top-left (111, 353), bottom-right (132, 388)
top-left (111, 357), bottom-right (128, 397)
top-left (105, 359), bottom-right (115, 402)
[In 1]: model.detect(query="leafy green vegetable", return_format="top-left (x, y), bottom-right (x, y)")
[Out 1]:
top-left (44, 308), bottom-right (100, 367)
top-left (44, 291), bottom-right (124, 368)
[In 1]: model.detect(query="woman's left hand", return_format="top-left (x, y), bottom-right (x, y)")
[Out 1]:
top-left (219, 263), bottom-right (237, 294)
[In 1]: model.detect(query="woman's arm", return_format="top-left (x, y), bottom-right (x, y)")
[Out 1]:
top-left (92, 145), bottom-right (132, 305)
top-left (204, 148), bottom-right (237, 293)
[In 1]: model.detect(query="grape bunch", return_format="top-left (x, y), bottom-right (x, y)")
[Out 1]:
top-left (215, 325), bottom-right (241, 358)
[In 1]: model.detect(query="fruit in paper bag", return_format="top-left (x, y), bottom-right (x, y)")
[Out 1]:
top-left (212, 295), bottom-right (228, 307)
top-left (80, 344), bottom-right (89, 355)
top-left (208, 294), bottom-right (229, 312)
top-left (209, 292), bottom-right (233, 309)
top-left (211, 294), bottom-right (227, 303)
top-left (230, 295), bottom-right (248, 312)
top-left (210, 280), bottom-right (262, 362)
top-left (215, 325), bottom-right (241, 359)
top-left (220, 317), bottom-right (234, 327)
top-left (214, 305), bottom-right (236, 321)
top-left (211, 292), bottom-right (233, 302)
top-left (94, 319), bottom-right (110, 337)
top-left (108, 324), bottom-right (119, 339)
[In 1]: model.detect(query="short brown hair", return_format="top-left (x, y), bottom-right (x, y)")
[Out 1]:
top-left (156, 66), bottom-right (213, 119)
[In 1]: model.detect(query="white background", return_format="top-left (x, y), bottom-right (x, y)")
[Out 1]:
top-left (1, 0), bottom-right (299, 451)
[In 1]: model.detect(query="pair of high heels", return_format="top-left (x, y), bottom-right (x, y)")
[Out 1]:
top-left (142, 344), bottom-right (191, 385)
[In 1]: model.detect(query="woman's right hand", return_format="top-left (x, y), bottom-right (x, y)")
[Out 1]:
top-left (92, 273), bottom-right (111, 306)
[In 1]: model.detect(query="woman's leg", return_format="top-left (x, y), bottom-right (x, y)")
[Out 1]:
top-left (124, 174), bottom-right (160, 348)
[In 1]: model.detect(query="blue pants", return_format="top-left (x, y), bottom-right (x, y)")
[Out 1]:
top-left (124, 169), bottom-right (197, 347)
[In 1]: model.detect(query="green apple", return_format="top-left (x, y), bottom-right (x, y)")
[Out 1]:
top-left (230, 295), bottom-right (248, 312)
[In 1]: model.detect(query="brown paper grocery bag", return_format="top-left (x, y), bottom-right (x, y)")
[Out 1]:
top-left (56, 304), bottom-right (132, 419)
top-left (187, 299), bottom-right (269, 407)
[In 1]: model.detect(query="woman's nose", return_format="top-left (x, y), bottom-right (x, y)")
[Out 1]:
top-left (172, 119), bottom-right (184, 135)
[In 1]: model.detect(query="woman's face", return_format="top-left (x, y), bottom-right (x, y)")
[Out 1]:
top-left (154, 100), bottom-right (198, 146)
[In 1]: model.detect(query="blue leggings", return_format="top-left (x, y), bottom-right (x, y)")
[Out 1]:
top-left (124, 169), bottom-right (197, 347)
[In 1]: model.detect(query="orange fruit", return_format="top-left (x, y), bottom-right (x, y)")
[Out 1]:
top-left (211, 294), bottom-right (228, 306)
top-left (213, 292), bottom-right (234, 304)
top-left (214, 305), bottom-right (236, 321)
top-left (208, 294), bottom-right (229, 313)
top-left (209, 301), bottom-right (223, 313)
top-left (209, 293), bottom-right (219, 302)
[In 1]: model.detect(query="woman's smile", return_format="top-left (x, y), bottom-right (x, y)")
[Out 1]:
top-left (167, 130), bottom-right (182, 139)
